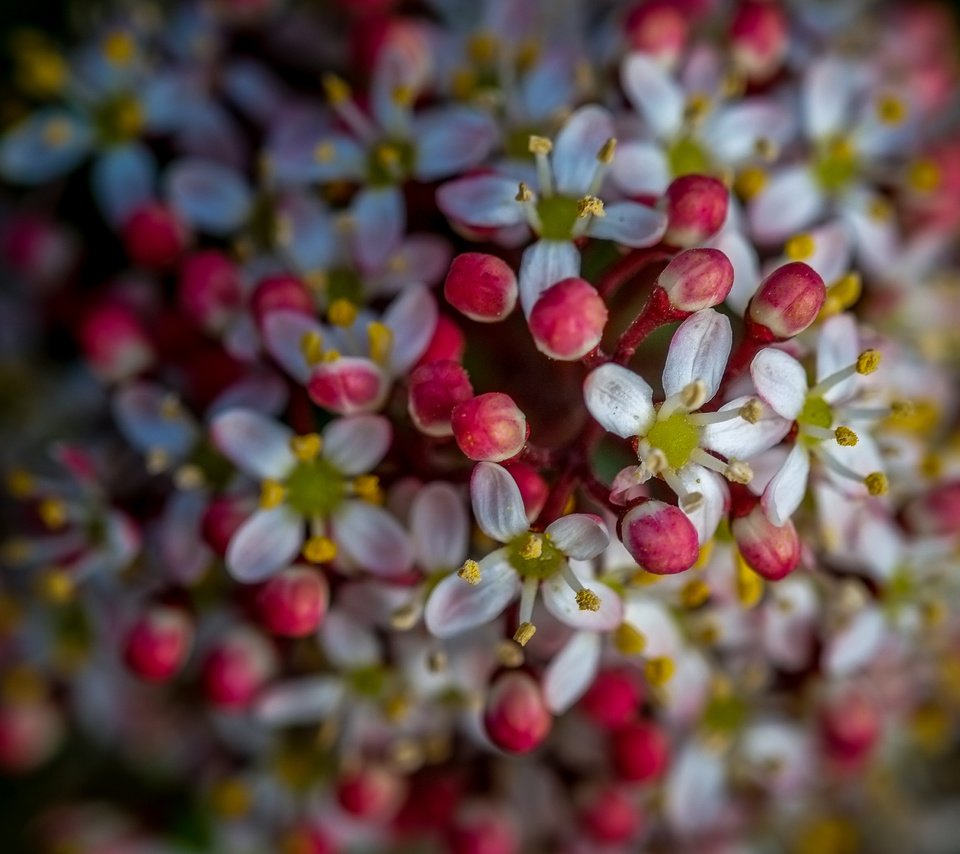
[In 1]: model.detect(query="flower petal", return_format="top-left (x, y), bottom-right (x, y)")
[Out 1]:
top-left (92, 143), bottom-right (156, 227)
top-left (470, 462), bottom-right (529, 543)
top-left (436, 174), bottom-right (525, 228)
top-left (542, 631), bottom-right (602, 714)
top-left (331, 501), bottom-right (414, 577)
top-left (823, 607), bottom-right (884, 677)
top-left (424, 549), bottom-right (519, 638)
top-left (701, 396), bottom-right (792, 459)
top-left (762, 444), bottom-right (810, 526)
top-left (383, 284), bottom-right (438, 375)
top-left (622, 599), bottom-right (682, 658)
top-left (586, 201), bottom-right (667, 248)
top-left (662, 309), bottom-right (732, 401)
top-left (621, 53), bottom-right (684, 140)
top-left (750, 348), bottom-right (808, 420)
top-left (256, 676), bottom-right (345, 725)
top-left (816, 312), bottom-right (858, 401)
top-left (545, 514), bottom-right (609, 560)
top-left (225, 506), bottom-right (303, 583)
top-left (542, 574), bottom-right (623, 631)
top-left (676, 464), bottom-right (727, 542)
top-left (320, 608), bottom-right (383, 668)
top-left (261, 310), bottom-right (322, 384)
top-left (414, 106), bottom-right (497, 180)
top-left (322, 414), bottom-right (392, 475)
top-left (611, 140), bottom-right (671, 197)
top-left (702, 100), bottom-right (795, 165)
top-left (583, 363), bottom-right (655, 439)
top-left (707, 228), bottom-right (759, 315)
top-left (552, 104), bottom-right (615, 196)
top-left (748, 165), bottom-right (825, 245)
top-left (0, 109), bottom-right (92, 184)
top-left (165, 158), bottom-right (252, 235)
top-left (350, 186), bottom-right (405, 274)
top-left (112, 381), bottom-right (199, 459)
top-left (518, 239), bottom-right (581, 316)
top-left (804, 57), bottom-right (862, 139)
top-left (411, 482), bottom-right (468, 572)
top-left (210, 409), bottom-right (295, 480)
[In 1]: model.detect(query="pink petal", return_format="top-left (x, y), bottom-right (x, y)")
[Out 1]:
top-left (545, 514), bottom-right (609, 560)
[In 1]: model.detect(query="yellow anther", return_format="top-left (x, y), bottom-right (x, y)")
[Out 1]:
top-left (597, 137), bottom-right (617, 164)
top-left (6, 469), bottom-right (34, 498)
top-left (735, 165), bottom-right (768, 201)
top-left (785, 233), bottom-right (816, 261)
top-left (907, 159), bottom-right (941, 193)
top-left (739, 399), bottom-right (762, 424)
top-left (174, 464), bottom-right (205, 491)
top-left (724, 460), bottom-right (753, 484)
top-left (497, 639), bottom-right (525, 667)
top-left (516, 39), bottom-right (540, 73)
top-left (113, 97), bottom-right (144, 138)
top-left (427, 649), bottom-right (447, 672)
top-left (383, 692), bottom-right (410, 722)
top-left (680, 379), bottom-right (708, 410)
top-left (376, 143), bottom-right (401, 167)
top-left (528, 135), bottom-right (553, 155)
top-left (314, 141), bottom-right (335, 163)
top-left (644, 656), bottom-right (676, 686)
top-left (467, 32), bottom-right (498, 64)
top-left (694, 539), bottom-right (714, 569)
top-left (39, 568), bottom-right (74, 604)
top-left (513, 621), bottom-right (537, 646)
top-left (684, 92), bottom-right (710, 121)
top-left (390, 602), bottom-right (419, 630)
top-left (576, 588), bottom-right (601, 611)
top-left (289, 433), bottom-right (323, 462)
top-left (919, 452), bottom-right (943, 480)
top-left (680, 578), bottom-right (711, 608)
top-left (890, 399), bottom-right (914, 417)
top-left (875, 93), bottom-right (907, 125)
top-left (451, 68), bottom-right (475, 100)
top-left (828, 272), bottom-right (862, 311)
top-left (736, 552), bottom-right (764, 608)
top-left (754, 136), bottom-right (778, 161)
top-left (391, 85), bottom-right (415, 107)
top-left (827, 136), bottom-right (857, 161)
top-left (864, 472), bottom-right (888, 496)
top-left (259, 479), bottom-right (286, 509)
top-left (856, 349), bottom-right (881, 375)
top-left (515, 181), bottom-right (534, 203)
top-left (159, 394), bottom-right (183, 420)
top-left (303, 535), bottom-right (337, 563)
top-left (353, 475), bottom-right (383, 504)
top-left (921, 600), bottom-right (946, 629)
top-left (518, 534), bottom-right (543, 560)
top-left (211, 778), bottom-right (252, 818)
top-left (868, 197), bottom-right (892, 221)
top-left (367, 321), bottom-right (393, 365)
top-left (576, 195), bottom-right (605, 218)
top-left (613, 622), bottom-right (647, 655)
top-left (15, 47), bottom-right (67, 97)
top-left (42, 118), bottom-right (73, 147)
top-left (300, 331), bottom-right (324, 366)
top-left (322, 73), bottom-right (352, 105)
top-left (327, 298), bottom-right (358, 328)
top-left (321, 349), bottom-right (341, 363)
top-left (38, 498), bottom-right (67, 529)
top-left (304, 270), bottom-right (328, 292)
top-left (102, 30), bottom-right (136, 65)
top-left (721, 70), bottom-right (746, 98)
top-left (457, 559), bottom-right (482, 585)
top-left (834, 426), bottom-right (859, 446)
top-left (1, 666), bottom-right (44, 703)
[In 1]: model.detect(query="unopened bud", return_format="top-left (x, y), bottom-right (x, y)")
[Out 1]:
top-left (619, 500), bottom-right (700, 575)
top-left (336, 764), bottom-right (406, 821)
top-left (408, 360), bottom-right (474, 437)
top-left (902, 481), bottom-right (960, 536)
top-left (611, 720), bottom-right (669, 782)
top-left (250, 274), bottom-right (314, 329)
top-left (122, 202), bottom-right (187, 270)
top-left (528, 277), bottom-right (608, 361)
top-left (747, 262), bottom-right (826, 339)
top-left (178, 250), bottom-right (243, 332)
top-left (124, 605), bottom-right (193, 682)
top-left (444, 252), bottom-right (518, 322)
top-left (504, 462), bottom-right (549, 521)
top-left (451, 393), bottom-right (528, 462)
top-left (579, 782), bottom-right (643, 845)
top-left (580, 668), bottom-right (644, 729)
top-left (663, 175), bottom-right (729, 247)
top-left (483, 671), bottom-right (552, 754)
top-left (657, 248), bottom-right (734, 313)
top-left (201, 626), bottom-right (277, 710)
top-left (730, 0), bottom-right (788, 81)
top-left (731, 504), bottom-right (800, 581)
top-left (256, 565), bottom-right (329, 637)
top-left (307, 356), bottom-right (388, 415)
top-left (624, 1), bottom-right (688, 66)
top-left (78, 301), bottom-right (154, 382)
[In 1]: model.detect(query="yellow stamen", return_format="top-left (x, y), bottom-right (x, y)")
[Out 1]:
top-left (321, 349), bottom-right (341, 363)
top-left (383, 692), bottom-right (410, 722)
top-left (864, 472), bottom-right (888, 496)
top-left (451, 68), bottom-right (475, 100)
top-left (736, 552), bottom-right (764, 608)
top-left (353, 475), bottom-right (382, 504)
top-left (754, 136), bottom-right (778, 160)
top-left (211, 778), bottom-right (252, 818)
top-left (613, 622), bottom-right (646, 655)
top-left (856, 349), bottom-right (881, 375)
top-left (367, 321), bottom-right (393, 365)
top-left (467, 32), bottom-right (498, 64)
top-left (575, 588), bottom-right (601, 611)
top-left (644, 656), bottom-right (675, 686)
top-left (327, 298), bottom-right (358, 328)
top-left (875, 93), bottom-right (907, 125)
top-left (39, 568), bottom-right (74, 604)
top-left (376, 143), bottom-right (401, 167)
top-left (1, 666), bottom-right (44, 703)
top-left (515, 181), bottom-right (534, 203)
top-left (739, 399), bottom-right (762, 424)
top-left (834, 426), bottom-right (859, 446)
top-left (457, 559), bottom-right (482, 585)
top-left (174, 465), bottom-right (205, 491)
top-left (16, 47), bottom-right (67, 97)
top-left (907, 159), bottom-right (941, 193)
top-left (513, 621), bottom-right (536, 646)
top-left (735, 166), bottom-right (768, 201)
top-left (684, 92), bottom-right (710, 122)
top-left (42, 118), bottom-right (72, 147)
top-left (576, 195), bottom-right (605, 218)
top-left (597, 137), bottom-right (617, 164)
top-left (497, 639), bottom-right (525, 667)
top-left (6, 469), bottom-right (34, 498)
top-left (868, 197), bottom-right (892, 221)
top-left (259, 479), bottom-right (286, 509)
top-left (518, 534), bottom-right (543, 560)
top-left (322, 73), bottom-right (352, 105)
top-left (303, 535), bottom-right (337, 563)
top-left (725, 461), bottom-right (753, 484)
top-left (785, 233), bottom-right (816, 261)
top-left (694, 539), bottom-right (714, 569)
top-left (300, 331), bottom-right (324, 366)
top-left (289, 433), bottom-right (323, 462)
top-left (391, 85), bottom-right (415, 107)
top-left (819, 272), bottom-right (862, 319)
top-left (102, 30), bottom-right (136, 65)
top-left (38, 498), bottom-right (67, 529)
top-left (528, 135), bottom-right (553, 155)
top-left (314, 141), bottom-right (335, 163)
top-left (680, 578), bottom-right (711, 608)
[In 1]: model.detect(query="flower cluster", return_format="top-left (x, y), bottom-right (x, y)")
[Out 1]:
top-left (2, 0), bottom-right (960, 851)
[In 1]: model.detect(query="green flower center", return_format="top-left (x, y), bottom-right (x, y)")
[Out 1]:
top-left (284, 458), bottom-right (344, 518)
top-left (94, 93), bottom-right (144, 144)
top-left (799, 395), bottom-right (833, 431)
top-left (367, 138), bottom-right (416, 187)
top-left (326, 267), bottom-right (364, 306)
top-left (813, 137), bottom-right (859, 194)
top-left (667, 136), bottom-right (711, 178)
top-left (347, 665), bottom-right (385, 698)
top-left (505, 125), bottom-right (541, 161)
top-left (506, 533), bottom-right (566, 580)
top-left (646, 411), bottom-right (700, 469)
top-left (536, 194), bottom-right (580, 240)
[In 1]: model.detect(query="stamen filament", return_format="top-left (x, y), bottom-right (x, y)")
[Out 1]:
top-left (518, 577), bottom-right (538, 626)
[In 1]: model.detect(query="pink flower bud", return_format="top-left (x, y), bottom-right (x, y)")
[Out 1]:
top-left (451, 393), bottom-right (528, 462)
top-left (256, 565), bottom-right (329, 637)
top-left (280, 826), bottom-right (338, 854)
top-left (202, 495), bottom-right (249, 557)
top-left (444, 252), bottom-right (518, 322)
top-left (747, 262), bottom-right (825, 340)
top-left (408, 360), bottom-right (474, 437)
top-left (122, 203), bottom-right (187, 270)
top-left (336, 764), bottom-right (406, 820)
top-left (0, 699), bottom-right (62, 773)
top-left (663, 175), bottom-right (728, 247)
top-left (250, 274), bottom-right (314, 328)
top-left (528, 277), bottom-right (608, 361)
top-left (483, 671), bottom-right (552, 754)
top-left (179, 250), bottom-right (243, 333)
top-left (2, 213), bottom-right (76, 284)
top-left (202, 626), bottom-right (277, 710)
top-left (730, 0), bottom-right (788, 81)
top-left (417, 314), bottom-right (466, 365)
top-left (619, 501), bottom-right (700, 575)
top-left (611, 720), bottom-right (669, 782)
top-left (124, 605), bottom-right (194, 682)
top-left (308, 357), bottom-right (388, 415)
top-left (656, 248), bottom-right (734, 312)
top-left (731, 505), bottom-right (800, 581)
top-left (505, 462), bottom-right (548, 521)
top-left (902, 481), bottom-right (960, 537)
top-left (579, 783), bottom-right (643, 844)
top-left (819, 691), bottom-right (880, 769)
top-left (624, 1), bottom-right (688, 65)
top-left (79, 301), bottom-right (154, 381)
top-left (580, 668), bottom-right (644, 729)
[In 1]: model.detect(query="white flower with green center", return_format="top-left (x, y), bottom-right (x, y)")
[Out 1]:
top-left (585, 309), bottom-right (790, 542)
top-left (750, 313), bottom-right (889, 525)
top-left (424, 462), bottom-right (622, 645)
top-left (210, 408), bottom-right (412, 582)
top-left (436, 104), bottom-right (668, 315)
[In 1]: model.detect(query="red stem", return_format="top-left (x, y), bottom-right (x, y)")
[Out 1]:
top-left (613, 287), bottom-right (684, 365)
top-left (596, 246), bottom-right (673, 300)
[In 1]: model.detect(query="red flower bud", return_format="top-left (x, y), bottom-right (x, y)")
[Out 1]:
top-left (656, 248), bottom-right (734, 312)
top-left (619, 500), bottom-right (700, 575)
top-left (528, 277), bottom-right (608, 361)
top-left (122, 203), bottom-right (187, 269)
top-left (483, 671), bottom-right (552, 754)
top-left (79, 301), bottom-right (154, 381)
top-left (731, 504), bottom-right (800, 580)
top-left (730, 0), bottom-right (788, 81)
top-left (250, 274), bottom-right (314, 328)
top-left (611, 720), bottom-right (669, 782)
top-left (451, 393), bottom-right (528, 462)
top-left (579, 783), bottom-right (643, 844)
top-left (444, 252), bottom-right (518, 322)
top-left (336, 764), bottom-right (406, 820)
top-left (408, 360), bottom-right (474, 437)
top-left (580, 668), bottom-right (644, 729)
top-left (747, 262), bottom-right (825, 340)
top-left (307, 357), bottom-right (388, 415)
top-left (202, 495), bottom-right (250, 557)
top-left (202, 626), bottom-right (277, 710)
top-left (663, 175), bottom-right (728, 247)
top-left (256, 565), bottom-right (329, 637)
top-left (624, 1), bottom-right (688, 65)
top-left (447, 805), bottom-right (520, 854)
top-left (0, 699), bottom-right (62, 773)
top-left (819, 690), bottom-right (880, 769)
top-left (505, 461), bottom-right (549, 521)
top-left (124, 605), bottom-right (194, 682)
top-left (902, 481), bottom-right (960, 537)
top-left (179, 250), bottom-right (243, 333)
top-left (417, 313), bottom-right (466, 365)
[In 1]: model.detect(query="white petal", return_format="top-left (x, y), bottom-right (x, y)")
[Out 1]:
top-left (701, 396), bottom-right (792, 459)
top-left (816, 312), bottom-right (858, 401)
top-left (611, 140), bottom-right (671, 196)
top-left (322, 415), bottom-right (391, 475)
top-left (112, 381), bottom-right (199, 459)
top-left (748, 166), bottom-right (826, 245)
top-left (665, 745), bottom-right (727, 836)
top-left (470, 462), bottom-right (529, 543)
top-left (320, 608), bottom-right (382, 668)
top-left (414, 106), bottom-right (497, 180)
top-left (621, 53), bottom-right (684, 139)
top-left (823, 607), bottom-right (884, 677)
top-left (208, 370), bottom-right (289, 418)
top-left (804, 57), bottom-right (861, 139)
top-left (350, 186), bottom-right (405, 274)
top-left (411, 482), bottom-right (469, 571)
top-left (542, 575), bottom-right (623, 631)
top-left (92, 143), bottom-right (156, 227)
top-left (331, 501), bottom-right (414, 577)
top-left (821, 433), bottom-right (884, 493)
top-left (256, 677), bottom-right (345, 725)
top-left (676, 465), bottom-right (727, 542)
top-left (382, 284), bottom-right (438, 375)
top-left (542, 632), bottom-right (602, 714)
top-left (708, 229), bottom-right (759, 315)
top-left (622, 599), bottom-right (682, 658)
top-left (165, 158), bottom-right (252, 235)
top-left (226, 506), bottom-right (303, 583)
top-left (436, 174), bottom-right (525, 227)
top-left (210, 409), bottom-right (295, 480)
top-left (762, 444), bottom-right (810, 526)
top-left (423, 550), bottom-right (519, 638)
top-left (518, 239), bottom-right (581, 316)
top-left (763, 576), bottom-right (817, 671)
top-left (583, 363), bottom-right (655, 439)
top-left (551, 104), bottom-right (615, 195)
top-left (702, 100), bottom-right (794, 165)
top-left (798, 220), bottom-right (852, 284)
top-left (261, 310), bottom-right (322, 384)
top-left (586, 201), bottom-right (667, 248)
top-left (545, 514), bottom-right (609, 560)
top-left (662, 309), bottom-right (732, 401)
top-left (750, 348), bottom-right (808, 420)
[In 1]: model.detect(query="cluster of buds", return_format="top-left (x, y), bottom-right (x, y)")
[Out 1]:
top-left (1, 0), bottom-right (960, 851)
